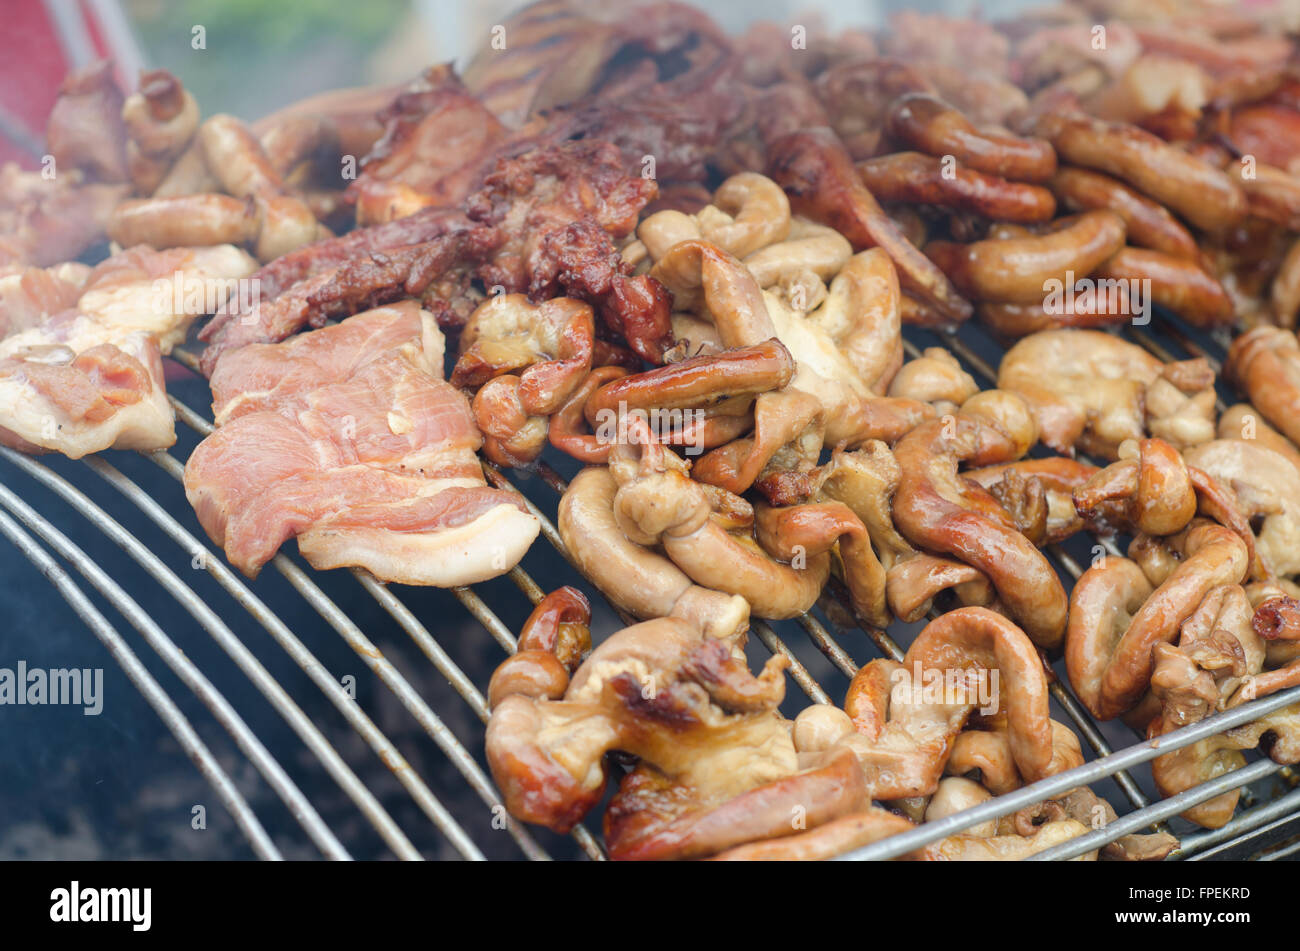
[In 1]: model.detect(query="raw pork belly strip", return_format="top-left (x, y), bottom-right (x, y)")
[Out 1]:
top-left (0, 329), bottom-right (171, 457)
top-left (184, 300), bottom-right (539, 584)
top-left (0, 245), bottom-right (256, 457)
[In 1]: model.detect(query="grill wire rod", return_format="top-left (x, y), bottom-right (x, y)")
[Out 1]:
top-left (2, 314), bottom-right (1298, 861)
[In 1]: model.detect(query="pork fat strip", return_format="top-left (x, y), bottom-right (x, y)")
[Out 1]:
top-left (0, 245), bottom-right (257, 457)
top-left (185, 300), bottom-right (539, 583)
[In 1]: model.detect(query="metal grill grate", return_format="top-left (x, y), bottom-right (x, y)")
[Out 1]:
top-left (4, 314), bottom-right (1300, 862)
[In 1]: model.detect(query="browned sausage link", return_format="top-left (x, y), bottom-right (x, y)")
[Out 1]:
top-left (1094, 248), bottom-right (1234, 328)
top-left (1224, 102), bottom-right (1300, 169)
top-left (107, 194), bottom-right (259, 248)
top-left (261, 115), bottom-right (342, 181)
top-left (925, 210), bottom-right (1127, 304)
top-left (1034, 113), bottom-right (1248, 231)
top-left (123, 69), bottom-right (197, 155)
top-left (1047, 167), bottom-right (1200, 262)
top-left (898, 292), bottom-right (954, 328)
top-left (1227, 162), bottom-right (1300, 232)
top-left (1273, 236), bottom-right (1300, 328)
top-left (199, 114), bottom-right (288, 199)
top-left (765, 127), bottom-right (973, 324)
top-left (300, 189), bottom-right (348, 227)
top-left (977, 299), bottom-right (1135, 337)
top-left (856, 152), bottom-right (1056, 223)
top-left (151, 140), bottom-right (220, 198)
top-left (584, 339), bottom-right (794, 425)
top-left (516, 586), bottom-right (592, 672)
top-left (254, 193), bottom-right (321, 263)
top-left (1224, 327), bottom-right (1300, 448)
top-left (548, 366), bottom-right (630, 464)
top-left (885, 94), bottom-right (1058, 183)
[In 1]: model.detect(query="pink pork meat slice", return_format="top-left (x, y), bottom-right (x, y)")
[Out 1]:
top-left (184, 299), bottom-right (539, 584)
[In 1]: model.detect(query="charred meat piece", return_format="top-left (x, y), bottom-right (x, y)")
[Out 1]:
top-left (551, 55), bottom-right (749, 186)
top-left (462, 0), bottom-right (730, 126)
top-left (204, 140), bottom-right (673, 370)
top-left (347, 65), bottom-right (510, 225)
top-left (468, 140), bottom-right (673, 361)
top-left (197, 212), bottom-right (488, 374)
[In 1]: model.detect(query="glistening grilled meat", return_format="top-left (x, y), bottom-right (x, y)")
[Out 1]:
top-left (347, 65), bottom-right (510, 226)
top-left (468, 139), bottom-right (673, 361)
top-left (197, 225), bottom-right (496, 376)
top-left (0, 244), bottom-right (257, 456)
top-left (186, 300), bottom-right (539, 582)
top-left (201, 139), bottom-right (673, 372)
top-left (200, 205), bottom-right (473, 332)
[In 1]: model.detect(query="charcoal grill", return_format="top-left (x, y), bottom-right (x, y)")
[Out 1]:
top-left (4, 304), bottom-right (1299, 861)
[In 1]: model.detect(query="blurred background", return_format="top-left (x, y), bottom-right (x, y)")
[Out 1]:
top-left (1, 0), bottom-right (1048, 168)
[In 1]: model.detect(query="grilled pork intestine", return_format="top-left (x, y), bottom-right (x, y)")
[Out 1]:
top-left (1143, 584), bottom-right (1300, 829)
top-left (557, 464), bottom-right (752, 640)
top-left (451, 294), bottom-right (600, 467)
top-left (0, 244), bottom-right (256, 457)
top-left (891, 391), bottom-right (1070, 649)
top-left (636, 172), bottom-right (905, 394)
top-left (649, 238), bottom-right (930, 448)
top-left (184, 301), bottom-right (539, 584)
top-left (635, 198), bottom-right (922, 499)
top-left (486, 612), bottom-right (847, 854)
top-left (998, 329), bottom-right (1216, 458)
top-left (602, 415), bottom-right (833, 621)
top-left (488, 606), bottom-right (1134, 861)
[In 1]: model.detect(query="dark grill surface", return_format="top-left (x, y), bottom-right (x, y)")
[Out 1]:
top-left (2, 312), bottom-right (1299, 861)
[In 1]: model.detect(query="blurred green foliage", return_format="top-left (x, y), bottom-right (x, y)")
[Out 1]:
top-left (125, 0), bottom-right (411, 118)
top-left (130, 0), bottom-right (407, 50)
